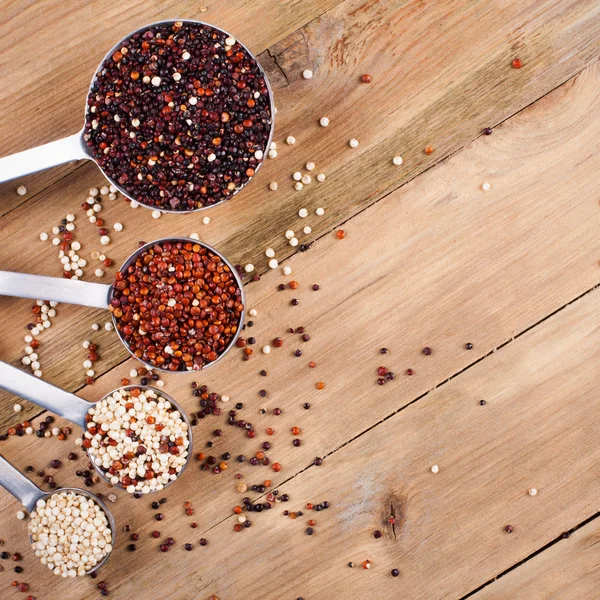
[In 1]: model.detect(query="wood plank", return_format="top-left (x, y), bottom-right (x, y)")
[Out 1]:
top-left (1, 0), bottom-right (600, 431)
top-left (1, 55), bottom-right (600, 600)
top-left (0, 0), bottom-right (343, 213)
top-left (3, 217), bottom-right (600, 600)
top-left (472, 517), bottom-right (600, 600)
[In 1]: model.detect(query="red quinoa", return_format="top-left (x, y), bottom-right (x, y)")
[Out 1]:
top-left (109, 240), bottom-right (243, 370)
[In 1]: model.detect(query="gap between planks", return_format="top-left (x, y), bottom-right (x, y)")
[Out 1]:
top-left (9, 60), bottom-right (596, 432)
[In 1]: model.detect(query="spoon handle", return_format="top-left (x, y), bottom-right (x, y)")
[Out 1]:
top-left (0, 454), bottom-right (45, 512)
top-left (0, 361), bottom-right (92, 429)
top-left (0, 271), bottom-right (110, 309)
top-left (0, 133), bottom-right (88, 184)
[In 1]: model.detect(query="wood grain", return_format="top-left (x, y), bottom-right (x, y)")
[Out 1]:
top-left (1, 52), bottom-right (600, 600)
top-left (1, 0), bottom-right (600, 598)
top-left (473, 517), bottom-right (600, 600)
top-left (2, 0), bottom-right (600, 431)
top-left (3, 216), bottom-right (600, 600)
top-left (0, 0), bottom-right (343, 213)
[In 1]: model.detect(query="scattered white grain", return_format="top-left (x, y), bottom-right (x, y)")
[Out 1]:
top-left (392, 155), bottom-right (403, 166)
top-left (298, 208), bottom-right (308, 218)
top-left (482, 182), bottom-right (492, 191)
top-left (268, 259), bottom-right (278, 269)
top-left (265, 248), bottom-right (275, 258)
top-left (431, 464), bottom-right (439, 474)
top-left (528, 488), bottom-right (538, 497)
top-left (269, 182), bottom-right (278, 191)
top-left (293, 172), bottom-right (302, 181)
top-left (16, 185), bottom-right (27, 196)
top-left (305, 162), bottom-right (315, 171)
top-left (152, 210), bottom-right (161, 219)
top-left (294, 182), bottom-right (303, 191)
top-left (249, 308), bottom-right (258, 317)
top-left (262, 345), bottom-right (271, 354)
top-left (349, 138), bottom-right (359, 148)
top-left (302, 69), bottom-right (313, 79)
top-left (285, 230), bottom-right (295, 239)
top-left (316, 173), bottom-right (326, 182)
top-left (282, 266), bottom-right (292, 276)
top-left (13, 404), bottom-right (22, 413)
top-left (289, 237), bottom-right (299, 247)
top-left (286, 136), bottom-right (296, 145)
top-left (319, 117), bottom-right (330, 127)
top-left (39, 232), bottom-right (49, 241)
top-left (301, 175), bottom-right (311, 185)
top-left (95, 269), bottom-right (105, 278)
top-left (113, 222), bottom-right (123, 232)
top-left (244, 264), bottom-right (255, 273)
top-left (316, 207), bottom-right (325, 216)
top-left (202, 216), bottom-right (211, 225)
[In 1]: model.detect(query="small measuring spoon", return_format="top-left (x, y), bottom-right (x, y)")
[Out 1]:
top-left (0, 360), bottom-right (193, 492)
top-left (0, 454), bottom-right (116, 575)
top-left (0, 19), bottom-right (275, 213)
top-left (0, 236), bottom-right (245, 372)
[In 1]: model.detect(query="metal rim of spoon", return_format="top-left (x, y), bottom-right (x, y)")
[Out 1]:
top-left (0, 360), bottom-right (193, 493)
top-left (0, 453), bottom-right (116, 575)
top-left (0, 18), bottom-right (275, 214)
top-left (0, 236), bottom-right (246, 373)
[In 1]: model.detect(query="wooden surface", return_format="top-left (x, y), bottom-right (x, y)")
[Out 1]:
top-left (1, 1), bottom-right (600, 599)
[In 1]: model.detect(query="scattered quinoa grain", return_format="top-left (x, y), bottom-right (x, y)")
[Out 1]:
top-left (319, 117), bottom-right (330, 127)
top-left (349, 138), bottom-right (359, 148)
top-left (302, 69), bottom-right (313, 79)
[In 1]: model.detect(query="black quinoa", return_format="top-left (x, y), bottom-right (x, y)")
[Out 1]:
top-left (83, 21), bottom-right (272, 211)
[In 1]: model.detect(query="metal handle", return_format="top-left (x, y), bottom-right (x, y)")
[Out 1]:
top-left (0, 271), bottom-right (110, 309)
top-left (0, 361), bottom-right (93, 428)
top-left (0, 132), bottom-right (89, 184)
top-left (0, 454), bottom-right (45, 512)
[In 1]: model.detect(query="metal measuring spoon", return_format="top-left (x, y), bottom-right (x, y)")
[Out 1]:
top-left (0, 237), bottom-right (245, 372)
top-left (0, 19), bottom-right (275, 213)
top-left (0, 360), bottom-right (193, 493)
top-left (0, 454), bottom-right (116, 575)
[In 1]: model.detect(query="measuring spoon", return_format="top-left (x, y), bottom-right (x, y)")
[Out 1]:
top-left (0, 360), bottom-right (193, 493)
top-left (0, 236), bottom-right (245, 372)
top-left (0, 454), bottom-right (116, 575)
top-left (0, 19), bottom-right (275, 213)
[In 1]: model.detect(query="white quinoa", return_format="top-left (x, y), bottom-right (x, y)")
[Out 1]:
top-left (28, 491), bottom-right (112, 577)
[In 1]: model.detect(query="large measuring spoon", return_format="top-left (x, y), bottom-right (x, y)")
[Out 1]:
top-left (0, 360), bottom-right (193, 493)
top-left (0, 236), bottom-right (245, 372)
top-left (0, 19), bottom-right (275, 213)
top-left (0, 454), bottom-right (115, 576)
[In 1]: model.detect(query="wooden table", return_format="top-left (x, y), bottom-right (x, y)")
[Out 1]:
top-left (1, 1), bottom-right (599, 598)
